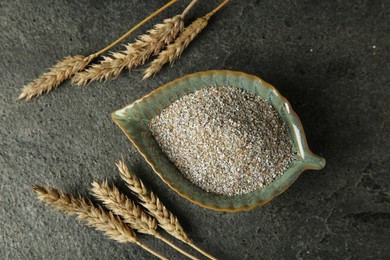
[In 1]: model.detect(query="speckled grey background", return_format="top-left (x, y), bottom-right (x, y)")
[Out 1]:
top-left (1, 0), bottom-right (389, 259)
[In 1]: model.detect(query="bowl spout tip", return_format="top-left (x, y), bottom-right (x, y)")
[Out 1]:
top-left (304, 152), bottom-right (326, 171)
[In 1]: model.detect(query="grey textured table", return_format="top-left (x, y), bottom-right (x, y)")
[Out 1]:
top-left (1, 0), bottom-right (389, 259)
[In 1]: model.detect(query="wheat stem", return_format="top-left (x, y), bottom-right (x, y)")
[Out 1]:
top-left (136, 241), bottom-right (169, 260)
top-left (32, 185), bottom-right (167, 260)
top-left (116, 160), bottom-right (217, 260)
top-left (187, 242), bottom-right (217, 260)
top-left (93, 0), bottom-right (177, 57)
top-left (143, 0), bottom-right (229, 79)
top-left (181, 0), bottom-right (197, 18)
top-left (209, 0), bottom-right (229, 16)
top-left (156, 234), bottom-right (198, 260)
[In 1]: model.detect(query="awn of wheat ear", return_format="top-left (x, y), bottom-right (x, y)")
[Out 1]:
top-left (144, 0), bottom-right (229, 79)
top-left (116, 160), bottom-right (217, 260)
top-left (32, 185), bottom-right (168, 260)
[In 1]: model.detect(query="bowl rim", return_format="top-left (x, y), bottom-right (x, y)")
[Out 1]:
top-left (112, 70), bottom-right (326, 212)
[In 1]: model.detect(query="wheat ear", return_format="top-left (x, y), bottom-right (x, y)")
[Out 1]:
top-left (116, 160), bottom-right (187, 241)
top-left (32, 185), bottom-right (167, 260)
top-left (116, 160), bottom-right (217, 260)
top-left (18, 0), bottom-right (176, 100)
top-left (18, 55), bottom-right (96, 101)
top-left (71, 0), bottom-right (198, 85)
top-left (91, 181), bottom-right (198, 260)
top-left (144, 0), bottom-right (229, 79)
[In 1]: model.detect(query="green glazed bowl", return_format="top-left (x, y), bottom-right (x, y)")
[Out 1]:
top-left (112, 70), bottom-right (325, 212)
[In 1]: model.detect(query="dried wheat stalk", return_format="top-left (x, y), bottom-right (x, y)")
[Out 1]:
top-left (116, 160), bottom-right (217, 260)
top-left (32, 185), bottom-right (167, 260)
top-left (91, 181), bottom-right (198, 260)
top-left (71, 0), bottom-right (198, 85)
top-left (144, 0), bottom-right (229, 79)
top-left (18, 0), bottom-right (176, 100)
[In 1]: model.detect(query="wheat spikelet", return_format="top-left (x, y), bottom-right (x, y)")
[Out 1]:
top-left (91, 181), bottom-right (199, 260)
top-left (19, 55), bottom-right (95, 101)
top-left (32, 185), bottom-right (167, 259)
top-left (71, 16), bottom-right (184, 85)
top-left (144, 0), bottom-right (229, 79)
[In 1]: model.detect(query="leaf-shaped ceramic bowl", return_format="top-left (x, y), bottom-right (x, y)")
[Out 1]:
top-left (112, 70), bottom-right (325, 212)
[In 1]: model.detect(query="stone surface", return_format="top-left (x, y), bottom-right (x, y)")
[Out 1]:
top-left (1, 0), bottom-right (389, 259)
